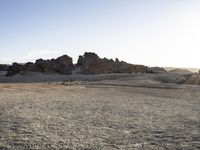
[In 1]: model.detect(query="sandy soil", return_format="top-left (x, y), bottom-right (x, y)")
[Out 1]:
top-left (0, 76), bottom-right (199, 149)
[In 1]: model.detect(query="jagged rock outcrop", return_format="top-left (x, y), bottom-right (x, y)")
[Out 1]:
top-left (6, 63), bottom-right (24, 76)
top-left (6, 52), bottom-right (153, 76)
top-left (77, 52), bottom-right (152, 74)
top-left (33, 55), bottom-right (73, 74)
top-left (0, 64), bottom-right (9, 71)
top-left (6, 55), bottom-right (73, 76)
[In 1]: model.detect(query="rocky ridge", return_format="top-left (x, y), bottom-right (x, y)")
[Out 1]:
top-left (77, 52), bottom-right (151, 74)
top-left (6, 55), bottom-right (73, 76)
top-left (5, 52), bottom-right (152, 76)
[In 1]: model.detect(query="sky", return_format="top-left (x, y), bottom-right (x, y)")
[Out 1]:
top-left (0, 0), bottom-right (200, 68)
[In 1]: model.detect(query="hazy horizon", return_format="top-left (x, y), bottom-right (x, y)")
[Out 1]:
top-left (1, 0), bottom-right (200, 68)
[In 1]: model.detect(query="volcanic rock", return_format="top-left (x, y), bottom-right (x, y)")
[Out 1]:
top-left (6, 63), bottom-right (24, 76)
top-left (0, 64), bottom-right (9, 71)
top-left (6, 55), bottom-right (73, 76)
top-left (77, 52), bottom-right (152, 74)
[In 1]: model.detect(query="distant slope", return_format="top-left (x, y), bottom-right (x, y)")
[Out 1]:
top-left (168, 69), bottom-right (193, 74)
top-left (151, 67), bottom-right (167, 73)
top-left (165, 67), bottom-right (199, 73)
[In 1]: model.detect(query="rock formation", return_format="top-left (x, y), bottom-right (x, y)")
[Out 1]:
top-left (6, 52), bottom-right (153, 76)
top-left (6, 55), bottom-right (73, 76)
top-left (0, 64), bottom-right (9, 71)
top-left (77, 52), bottom-right (152, 74)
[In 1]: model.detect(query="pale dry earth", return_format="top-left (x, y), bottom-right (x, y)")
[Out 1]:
top-left (0, 74), bottom-right (199, 149)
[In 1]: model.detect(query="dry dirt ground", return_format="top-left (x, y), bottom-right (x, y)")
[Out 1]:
top-left (0, 79), bottom-right (199, 149)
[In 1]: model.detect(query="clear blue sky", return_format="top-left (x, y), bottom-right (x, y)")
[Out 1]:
top-left (0, 0), bottom-right (200, 68)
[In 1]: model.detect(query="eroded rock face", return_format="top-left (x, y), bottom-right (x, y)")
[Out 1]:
top-left (52, 55), bottom-right (73, 74)
top-left (77, 52), bottom-right (152, 74)
top-left (6, 55), bottom-right (73, 76)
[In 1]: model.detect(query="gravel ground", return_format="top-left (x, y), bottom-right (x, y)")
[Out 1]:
top-left (0, 81), bottom-right (199, 149)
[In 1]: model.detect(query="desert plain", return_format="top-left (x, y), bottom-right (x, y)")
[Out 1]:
top-left (0, 73), bottom-right (199, 149)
